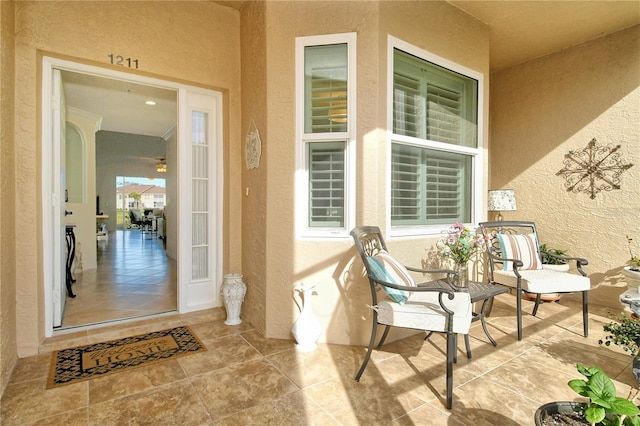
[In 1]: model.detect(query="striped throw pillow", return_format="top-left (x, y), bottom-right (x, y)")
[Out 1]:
top-left (497, 233), bottom-right (542, 271)
top-left (366, 250), bottom-right (416, 304)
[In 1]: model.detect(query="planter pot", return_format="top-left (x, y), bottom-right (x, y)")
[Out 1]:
top-left (534, 401), bottom-right (584, 426)
top-left (623, 266), bottom-right (640, 291)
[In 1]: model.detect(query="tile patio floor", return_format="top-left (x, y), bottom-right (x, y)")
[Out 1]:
top-left (1, 289), bottom-right (635, 425)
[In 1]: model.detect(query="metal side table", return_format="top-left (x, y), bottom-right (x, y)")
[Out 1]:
top-left (420, 280), bottom-right (508, 357)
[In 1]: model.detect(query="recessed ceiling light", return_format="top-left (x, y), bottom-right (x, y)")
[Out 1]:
top-left (145, 100), bottom-right (156, 106)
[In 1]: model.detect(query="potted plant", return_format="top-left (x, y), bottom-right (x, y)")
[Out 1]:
top-left (599, 313), bottom-right (640, 389)
top-left (623, 236), bottom-right (640, 291)
top-left (540, 243), bottom-right (570, 271)
top-left (535, 364), bottom-right (640, 426)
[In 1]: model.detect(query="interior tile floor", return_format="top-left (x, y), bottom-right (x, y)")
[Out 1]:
top-left (62, 229), bottom-right (177, 329)
top-left (2, 286), bottom-right (635, 425)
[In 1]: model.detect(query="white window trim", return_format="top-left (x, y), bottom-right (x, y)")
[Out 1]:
top-left (386, 36), bottom-right (485, 238)
top-left (295, 32), bottom-right (357, 239)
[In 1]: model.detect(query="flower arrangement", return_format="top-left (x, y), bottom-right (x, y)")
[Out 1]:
top-left (438, 222), bottom-right (488, 265)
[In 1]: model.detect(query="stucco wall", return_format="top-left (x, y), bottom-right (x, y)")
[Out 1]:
top-left (0, 0), bottom-right (18, 395)
top-left (240, 0), bottom-right (267, 335)
top-left (260, 1), bottom-right (490, 345)
top-left (13, 1), bottom-right (242, 356)
top-left (490, 25), bottom-right (640, 308)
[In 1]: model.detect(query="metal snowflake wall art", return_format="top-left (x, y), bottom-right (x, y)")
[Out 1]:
top-left (556, 138), bottom-right (634, 199)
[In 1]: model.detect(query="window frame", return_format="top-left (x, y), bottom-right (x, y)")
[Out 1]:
top-left (295, 32), bottom-right (357, 239)
top-left (387, 36), bottom-right (484, 238)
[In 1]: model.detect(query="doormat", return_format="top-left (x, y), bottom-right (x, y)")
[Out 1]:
top-left (47, 325), bottom-right (206, 388)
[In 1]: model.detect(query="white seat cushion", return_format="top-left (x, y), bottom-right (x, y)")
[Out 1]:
top-left (493, 269), bottom-right (591, 294)
top-left (376, 290), bottom-right (472, 334)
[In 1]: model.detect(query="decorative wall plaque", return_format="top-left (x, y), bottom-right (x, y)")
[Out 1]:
top-left (245, 120), bottom-right (261, 170)
top-left (556, 138), bottom-right (633, 199)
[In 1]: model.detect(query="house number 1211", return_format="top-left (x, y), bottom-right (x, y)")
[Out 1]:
top-left (107, 54), bottom-right (139, 69)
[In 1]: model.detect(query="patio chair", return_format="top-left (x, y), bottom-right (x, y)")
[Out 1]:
top-left (129, 209), bottom-right (152, 232)
top-left (350, 226), bottom-right (472, 409)
top-left (478, 221), bottom-right (590, 341)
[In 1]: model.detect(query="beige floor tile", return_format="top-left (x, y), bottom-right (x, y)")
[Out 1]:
top-left (447, 375), bottom-right (540, 426)
top-left (190, 358), bottom-right (299, 421)
top-left (267, 344), bottom-right (363, 388)
top-left (0, 378), bottom-right (88, 425)
top-left (31, 408), bottom-right (89, 426)
top-left (88, 359), bottom-right (187, 404)
top-left (178, 334), bottom-right (262, 377)
top-left (304, 355), bottom-right (439, 424)
top-left (188, 318), bottom-right (254, 341)
top-left (215, 390), bottom-right (338, 425)
top-left (240, 329), bottom-right (297, 356)
top-left (88, 380), bottom-right (210, 426)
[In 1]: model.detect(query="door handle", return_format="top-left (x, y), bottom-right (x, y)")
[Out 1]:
top-left (65, 210), bottom-right (73, 216)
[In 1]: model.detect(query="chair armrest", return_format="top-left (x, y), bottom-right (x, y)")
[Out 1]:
top-left (541, 250), bottom-right (589, 276)
top-left (541, 250), bottom-right (588, 266)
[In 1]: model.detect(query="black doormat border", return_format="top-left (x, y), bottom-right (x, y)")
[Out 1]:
top-left (47, 325), bottom-right (206, 388)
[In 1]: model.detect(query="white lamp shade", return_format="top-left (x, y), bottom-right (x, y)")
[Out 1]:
top-left (487, 189), bottom-right (517, 211)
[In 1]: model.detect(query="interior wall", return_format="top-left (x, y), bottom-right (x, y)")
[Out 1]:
top-left (14, 1), bottom-right (242, 357)
top-left (260, 1), bottom-right (490, 345)
top-left (0, 0), bottom-right (17, 396)
top-left (490, 25), bottom-right (640, 307)
top-left (66, 108), bottom-right (100, 271)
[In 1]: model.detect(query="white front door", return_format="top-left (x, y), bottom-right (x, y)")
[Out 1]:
top-left (49, 68), bottom-right (68, 327)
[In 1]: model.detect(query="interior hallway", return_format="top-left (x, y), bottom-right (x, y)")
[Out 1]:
top-left (61, 229), bottom-right (177, 329)
top-left (1, 289), bottom-right (635, 425)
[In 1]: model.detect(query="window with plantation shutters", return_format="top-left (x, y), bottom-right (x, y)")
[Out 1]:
top-left (309, 142), bottom-right (345, 227)
top-left (296, 33), bottom-right (356, 237)
top-left (390, 42), bottom-right (482, 231)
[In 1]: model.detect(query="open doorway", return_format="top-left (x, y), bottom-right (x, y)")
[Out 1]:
top-left (58, 71), bottom-right (178, 330)
top-left (42, 56), bottom-right (224, 337)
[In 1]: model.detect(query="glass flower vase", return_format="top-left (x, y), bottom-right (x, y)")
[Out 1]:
top-left (454, 263), bottom-right (469, 290)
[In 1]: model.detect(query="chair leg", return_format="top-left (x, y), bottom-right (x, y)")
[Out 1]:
top-left (532, 293), bottom-right (542, 316)
top-left (582, 290), bottom-right (589, 337)
top-left (445, 331), bottom-right (455, 409)
top-left (356, 320), bottom-right (381, 382)
top-left (376, 325), bottom-right (391, 349)
top-left (516, 287), bottom-right (523, 340)
top-left (464, 334), bottom-right (472, 359)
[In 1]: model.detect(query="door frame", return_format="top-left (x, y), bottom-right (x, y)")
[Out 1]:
top-left (41, 56), bottom-right (224, 336)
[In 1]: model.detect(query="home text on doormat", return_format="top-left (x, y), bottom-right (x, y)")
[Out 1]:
top-left (47, 325), bottom-right (206, 388)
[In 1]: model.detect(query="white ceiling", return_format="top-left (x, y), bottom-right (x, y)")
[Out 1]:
top-left (61, 71), bottom-right (177, 139)
top-left (62, 1), bottom-right (640, 138)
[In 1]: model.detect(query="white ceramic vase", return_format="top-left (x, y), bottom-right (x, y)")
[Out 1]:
top-left (221, 273), bottom-right (247, 325)
top-left (623, 266), bottom-right (640, 292)
top-left (291, 284), bottom-right (322, 352)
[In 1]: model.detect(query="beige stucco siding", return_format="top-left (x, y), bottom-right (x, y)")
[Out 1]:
top-left (490, 25), bottom-right (640, 307)
top-left (0, 0), bottom-right (18, 395)
top-left (259, 1), bottom-right (490, 344)
top-left (13, 1), bottom-right (243, 356)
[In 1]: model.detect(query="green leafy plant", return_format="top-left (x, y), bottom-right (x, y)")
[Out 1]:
top-left (627, 236), bottom-right (640, 271)
top-left (599, 315), bottom-right (640, 359)
top-left (539, 243), bottom-right (568, 265)
top-left (568, 364), bottom-right (640, 426)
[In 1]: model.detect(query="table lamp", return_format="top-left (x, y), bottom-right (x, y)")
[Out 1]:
top-left (487, 189), bottom-right (517, 221)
